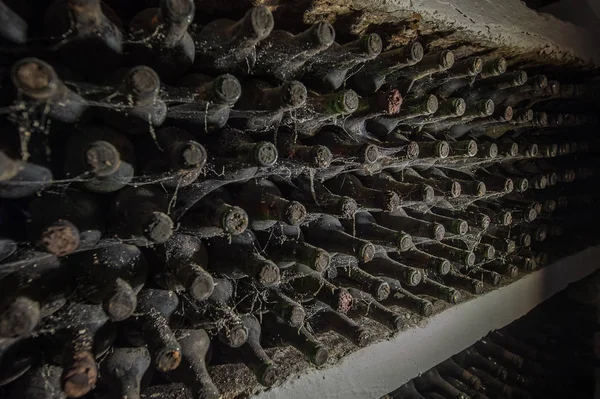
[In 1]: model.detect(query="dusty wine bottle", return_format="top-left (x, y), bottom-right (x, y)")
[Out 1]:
top-left (168, 329), bottom-right (219, 399)
top-left (340, 211), bottom-right (413, 251)
top-left (11, 58), bottom-right (87, 123)
top-left (412, 56), bottom-right (483, 96)
top-left (440, 270), bottom-right (484, 294)
top-left (111, 186), bottom-right (174, 245)
top-left (129, 0), bottom-right (195, 82)
top-left (100, 346), bottom-right (151, 399)
top-left (360, 171), bottom-right (435, 203)
top-left (467, 267), bottom-right (502, 286)
top-left (431, 203), bottom-right (491, 230)
top-left (475, 338), bottom-right (525, 368)
top-left (287, 263), bottom-right (353, 313)
top-left (238, 314), bottom-right (278, 387)
top-left (305, 128), bottom-right (381, 165)
top-left (44, 0), bottom-right (123, 78)
top-left (64, 125), bottom-right (135, 193)
top-left (437, 358), bottom-right (482, 389)
top-left (417, 242), bottom-right (475, 267)
top-left (391, 168), bottom-right (459, 199)
top-left (204, 127), bottom-right (278, 167)
top-left (230, 80), bottom-right (307, 132)
top-left (367, 94), bottom-right (438, 136)
top-left (359, 251), bottom-right (423, 286)
top-left (408, 97), bottom-right (466, 126)
top-left (233, 178), bottom-right (307, 230)
top-left (302, 33), bottom-right (383, 91)
top-left (381, 277), bottom-right (433, 316)
top-left (390, 248), bottom-right (451, 275)
top-left (276, 129), bottom-right (333, 168)
top-left (288, 175), bottom-right (359, 218)
top-left (252, 21), bottom-right (335, 81)
top-left (342, 88), bottom-right (403, 137)
top-left (403, 208), bottom-right (469, 236)
top-left (347, 287), bottom-right (404, 331)
top-left (192, 6), bottom-right (274, 74)
top-left (413, 368), bottom-right (469, 399)
top-left (386, 50), bottom-right (455, 94)
top-left (374, 210), bottom-right (446, 241)
top-left (332, 257), bottom-right (391, 300)
top-left (325, 173), bottom-right (400, 211)
top-left (310, 302), bottom-right (370, 348)
top-left (407, 276), bottom-right (462, 304)
top-left (301, 214), bottom-right (376, 261)
top-left (454, 348), bottom-right (508, 380)
top-left (481, 261), bottom-right (519, 278)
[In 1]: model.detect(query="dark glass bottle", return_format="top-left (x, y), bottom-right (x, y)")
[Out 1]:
top-left (358, 250), bottom-right (423, 287)
top-left (342, 88), bottom-right (403, 137)
top-left (111, 185), bottom-right (174, 245)
top-left (424, 99), bottom-right (495, 133)
top-left (390, 248), bottom-right (451, 275)
top-left (360, 171), bottom-right (435, 204)
top-left (205, 231), bottom-right (280, 287)
top-left (475, 338), bottom-right (525, 368)
top-left (230, 80), bottom-right (307, 132)
top-left (347, 287), bottom-right (404, 331)
top-left (480, 235), bottom-right (516, 254)
top-left (180, 188), bottom-right (249, 237)
top-left (64, 125), bottom-right (135, 193)
top-left (387, 50), bottom-right (456, 94)
top-left (467, 266), bottom-right (502, 286)
top-left (154, 233), bottom-right (215, 302)
top-left (443, 236), bottom-right (495, 261)
top-left (204, 127), bottom-right (278, 167)
top-left (311, 301), bottom-right (370, 347)
top-left (168, 329), bottom-right (219, 399)
top-left (233, 178), bottom-right (307, 230)
top-left (466, 367), bottom-right (513, 398)
top-left (276, 129), bottom-right (333, 168)
top-left (238, 314), bottom-right (278, 387)
top-left (403, 208), bottom-right (469, 237)
top-left (393, 168), bottom-right (460, 199)
top-left (440, 270), bottom-right (484, 294)
top-left (302, 33), bottom-right (383, 92)
top-left (447, 105), bottom-right (513, 139)
top-left (415, 140), bottom-right (451, 159)
top-left (287, 264), bottom-right (353, 314)
top-left (124, 288), bottom-right (181, 372)
top-left (367, 94), bottom-right (438, 136)
top-left (349, 42), bottom-right (424, 94)
top-left (71, 243), bottom-right (147, 321)
top-left (332, 258), bottom-right (391, 300)
top-left (418, 169), bottom-right (485, 198)
top-left (44, 0), bottom-right (123, 78)
top-left (340, 211), bottom-right (413, 252)
top-left (0, 1), bottom-right (27, 44)
top-left (373, 210), bottom-right (446, 241)
top-left (481, 260), bottom-right (519, 277)
top-left (381, 277), bottom-right (433, 316)
top-left (437, 358), bottom-right (482, 389)
top-left (301, 214), bottom-right (376, 262)
top-left (479, 57), bottom-right (507, 79)
top-left (262, 313), bottom-right (329, 366)
top-left (254, 229), bottom-right (331, 272)
top-left (454, 348), bottom-right (508, 381)
top-left (325, 173), bottom-right (400, 211)
top-left (100, 347), bottom-right (152, 399)
top-left (305, 128), bottom-right (381, 165)
top-left (11, 58), bottom-right (87, 124)
top-left (406, 276), bottom-right (462, 304)
top-left (413, 368), bottom-right (469, 399)
top-left (129, 0), bottom-right (196, 82)
top-left (412, 56), bottom-right (483, 96)
top-left (166, 73), bottom-right (241, 134)
top-left (193, 6), bottom-right (274, 74)
top-left (286, 175), bottom-right (359, 218)
top-left (289, 89), bottom-right (360, 138)
top-left (99, 65), bottom-right (168, 134)
top-left (407, 97), bottom-right (466, 126)
top-left (252, 22), bottom-right (336, 81)
top-left (417, 242), bottom-right (475, 267)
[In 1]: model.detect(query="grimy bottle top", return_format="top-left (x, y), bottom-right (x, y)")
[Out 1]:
top-left (479, 57), bottom-right (507, 79)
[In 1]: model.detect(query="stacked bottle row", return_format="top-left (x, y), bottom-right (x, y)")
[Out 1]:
top-left (0, 1), bottom-right (598, 398)
top-left (384, 290), bottom-right (597, 399)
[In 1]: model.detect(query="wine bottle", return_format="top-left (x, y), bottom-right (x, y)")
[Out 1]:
top-left (347, 287), bottom-right (404, 331)
top-left (472, 169), bottom-right (514, 193)
top-left (417, 242), bottom-right (475, 267)
top-left (166, 73), bottom-right (241, 134)
top-left (64, 125), bottom-right (135, 193)
top-left (100, 347), bottom-right (151, 399)
top-left (358, 251), bottom-right (423, 286)
top-left (168, 329), bottom-right (219, 399)
top-left (504, 254), bottom-right (537, 271)
top-left (301, 214), bottom-right (376, 261)
top-left (466, 266), bottom-right (502, 286)
top-left (71, 243), bottom-right (147, 321)
top-left (288, 89), bottom-right (359, 138)
top-left (129, 0), bottom-right (196, 82)
top-left (431, 202), bottom-right (491, 230)
top-left (481, 260), bottom-right (519, 278)
top-left (341, 88), bottom-right (403, 137)
top-left (192, 6), bottom-right (274, 74)
top-left (44, 0), bottom-right (122, 78)
top-left (437, 358), bottom-right (482, 389)
top-left (238, 314), bottom-right (278, 387)
top-left (389, 248), bottom-right (451, 275)
top-left (349, 41), bottom-right (424, 94)
top-left (233, 178), bottom-right (307, 230)
top-left (332, 257), bottom-right (391, 300)
top-left (462, 70), bottom-right (528, 102)
top-left (153, 233), bottom-right (215, 302)
top-left (360, 171), bottom-right (435, 203)
top-left (0, 1), bottom-right (27, 44)
top-left (390, 50), bottom-right (456, 94)
top-left (302, 33), bottom-right (383, 92)
top-left (254, 228), bottom-right (331, 271)
top-left (204, 127), bottom-right (278, 167)
top-left (440, 270), bottom-right (484, 294)
top-left (373, 210), bottom-right (446, 241)
top-left (466, 367), bottom-right (512, 398)
top-left (276, 129), bottom-right (333, 168)
top-left (403, 208), bottom-right (469, 237)
top-left (99, 65), bottom-right (167, 134)
top-left (287, 263), bottom-right (353, 313)
top-left (407, 276), bottom-right (462, 304)
top-left (325, 173), bottom-right (400, 211)
top-left (407, 97), bottom-right (466, 127)
top-left (416, 140), bottom-right (451, 159)
top-left (262, 313), bottom-right (329, 366)
top-left (447, 105), bottom-right (513, 139)
top-left (367, 94), bottom-right (438, 136)
top-left (442, 376), bottom-right (490, 399)
top-left (390, 168), bottom-right (459, 199)
top-left (121, 289), bottom-right (181, 373)
top-left (475, 338), bottom-right (525, 368)
top-left (411, 56), bottom-right (483, 96)
top-left (305, 128), bottom-right (381, 165)
top-left (480, 235), bottom-right (516, 254)
top-left (205, 231), bottom-right (280, 286)
top-left (288, 175), bottom-right (359, 218)
top-left (454, 348), bottom-right (508, 380)
top-left (252, 21), bottom-right (335, 81)
top-left (424, 99), bottom-right (495, 133)
top-left (443, 237), bottom-right (495, 261)
top-left (479, 57), bottom-right (507, 79)
top-left (381, 277), bottom-right (433, 316)
top-left (11, 58), bottom-right (87, 123)
top-left (229, 80), bottom-right (307, 132)
top-left (340, 211), bottom-right (413, 251)
top-left (311, 301), bottom-right (370, 347)
top-left (266, 289), bottom-right (306, 328)
top-left (413, 368), bottom-right (469, 399)
top-left (468, 201), bottom-right (513, 227)
top-left (111, 186), bottom-right (174, 245)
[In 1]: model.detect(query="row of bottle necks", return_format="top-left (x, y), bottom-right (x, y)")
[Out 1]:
top-left (0, 177), bottom-right (596, 398)
top-left (384, 294), bottom-right (597, 399)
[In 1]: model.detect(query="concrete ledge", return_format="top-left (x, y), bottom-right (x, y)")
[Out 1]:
top-left (255, 245), bottom-right (600, 399)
